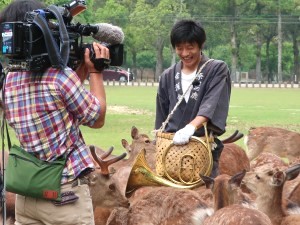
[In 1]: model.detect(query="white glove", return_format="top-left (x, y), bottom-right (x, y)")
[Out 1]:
top-left (173, 124), bottom-right (196, 145)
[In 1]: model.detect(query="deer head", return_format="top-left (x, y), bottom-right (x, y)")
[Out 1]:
top-left (121, 126), bottom-right (155, 157)
top-left (88, 145), bottom-right (129, 209)
top-left (201, 170), bottom-right (246, 211)
top-left (243, 164), bottom-right (300, 197)
top-left (120, 126), bottom-right (157, 171)
top-left (242, 164), bottom-right (300, 225)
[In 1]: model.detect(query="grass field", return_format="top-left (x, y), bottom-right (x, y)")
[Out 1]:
top-left (7, 86), bottom-right (300, 154)
top-left (81, 86), bottom-right (300, 154)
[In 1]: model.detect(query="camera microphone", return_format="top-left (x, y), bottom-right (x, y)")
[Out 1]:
top-left (90, 23), bottom-right (124, 45)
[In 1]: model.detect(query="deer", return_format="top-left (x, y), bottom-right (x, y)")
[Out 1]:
top-left (199, 170), bottom-right (251, 211)
top-left (217, 130), bottom-right (250, 176)
top-left (122, 126), bottom-right (249, 175)
top-left (92, 126), bottom-right (156, 172)
top-left (247, 152), bottom-right (300, 217)
top-left (106, 186), bottom-right (211, 225)
top-left (96, 126), bottom-right (248, 224)
top-left (219, 143), bottom-right (250, 176)
top-left (242, 163), bottom-right (300, 225)
top-left (285, 182), bottom-right (300, 214)
top-left (196, 204), bottom-right (272, 225)
top-left (245, 126), bottom-right (300, 161)
top-left (250, 152), bottom-right (288, 170)
top-left (192, 170), bottom-right (272, 225)
top-left (0, 146), bottom-right (130, 225)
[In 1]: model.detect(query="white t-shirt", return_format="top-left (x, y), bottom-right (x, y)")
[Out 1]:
top-left (181, 70), bottom-right (197, 102)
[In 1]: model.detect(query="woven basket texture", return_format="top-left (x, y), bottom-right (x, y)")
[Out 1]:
top-left (155, 132), bottom-right (212, 183)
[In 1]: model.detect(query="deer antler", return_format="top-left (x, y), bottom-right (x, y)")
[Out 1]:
top-left (100, 146), bottom-right (115, 159)
top-left (89, 145), bottom-right (127, 175)
top-left (285, 163), bottom-right (300, 180)
top-left (222, 130), bottom-right (244, 144)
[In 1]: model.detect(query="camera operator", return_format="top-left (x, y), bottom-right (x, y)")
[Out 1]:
top-left (0, 0), bottom-right (109, 224)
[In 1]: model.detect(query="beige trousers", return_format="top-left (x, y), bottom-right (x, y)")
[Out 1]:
top-left (14, 182), bottom-right (94, 225)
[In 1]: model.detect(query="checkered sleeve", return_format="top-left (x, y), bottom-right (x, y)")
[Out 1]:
top-left (57, 69), bottom-right (101, 127)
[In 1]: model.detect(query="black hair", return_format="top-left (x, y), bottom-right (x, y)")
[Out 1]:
top-left (0, 0), bottom-right (45, 23)
top-left (170, 19), bottom-right (206, 49)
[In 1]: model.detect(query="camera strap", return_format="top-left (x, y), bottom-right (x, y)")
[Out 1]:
top-left (0, 69), bottom-right (9, 225)
top-left (47, 5), bottom-right (70, 66)
top-left (32, 5), bottom-right (70, 69)
top-left (33, 14), bottom-right (64, 69)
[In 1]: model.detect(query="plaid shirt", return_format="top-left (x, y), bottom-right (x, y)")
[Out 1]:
top-left (4, 67), bottom-right (101, 183)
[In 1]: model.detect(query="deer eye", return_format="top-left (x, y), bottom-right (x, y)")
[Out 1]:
top-left (109, 184), bottom-right (116, 191)
top-left (267, 171), bottom-right (274, 176)
top-left (255, 175), bottom-right (260, 180)
top-left (145, 140), bottom-right (151, 144)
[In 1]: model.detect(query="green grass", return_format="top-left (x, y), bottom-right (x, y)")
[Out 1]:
top-left (7, 86), bottom-right (300, 154)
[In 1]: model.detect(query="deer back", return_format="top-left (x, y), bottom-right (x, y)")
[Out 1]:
top-left (199, 204), bottom-right (272, 225)
top-left (245, 127), bottom-right (300, 161)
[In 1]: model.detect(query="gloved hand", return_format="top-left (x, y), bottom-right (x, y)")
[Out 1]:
top-left (173, 124), bottom-right (196, 145)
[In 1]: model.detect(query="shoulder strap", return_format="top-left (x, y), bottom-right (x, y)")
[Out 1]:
top-left (0, 68), bottom-right (8, 225)
top-left (32, 5), bottom-right (70, 69)
top-left (47, 5), bottom-right (70, 66)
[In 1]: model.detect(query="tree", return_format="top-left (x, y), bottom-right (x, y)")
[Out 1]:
top-left (0, 0), bottom-right (11, 10)
top-left (130, 0), bottom-right (189, 81)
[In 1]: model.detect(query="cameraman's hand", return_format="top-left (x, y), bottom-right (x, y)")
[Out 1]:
top-left (85, 42), bottom-right (110, 73)
top-left (86, 42), bottom-right (109, 129)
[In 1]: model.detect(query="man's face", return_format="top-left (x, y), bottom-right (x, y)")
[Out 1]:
top-left (175, 42), bottom-right (201, 70)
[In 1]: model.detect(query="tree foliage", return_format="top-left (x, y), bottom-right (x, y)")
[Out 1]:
top-left (0, 0), bottom-right (300, 82)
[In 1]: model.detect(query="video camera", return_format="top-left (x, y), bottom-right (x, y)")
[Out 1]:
top-left (0, 0), bottom-right (124, 72)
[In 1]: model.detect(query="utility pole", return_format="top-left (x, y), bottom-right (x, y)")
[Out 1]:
top-left (278, 0), bottom-right (283, 82)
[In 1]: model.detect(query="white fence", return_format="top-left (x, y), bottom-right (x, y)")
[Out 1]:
top-left (101, 80), bottom-right (300, 88)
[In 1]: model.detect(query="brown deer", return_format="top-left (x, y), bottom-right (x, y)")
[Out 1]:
top-left (250, 152), bottom-right (288, 170)
top-left (248, 152), bottom-right (300, 217)
top-left (219, 143), bottom-right (250, 176)
top-left (120, 126), bottom-right (156, 170)
top-left (88, 146), bottom-right (129, 209)
top-left (92, 126), bottom-right (156, 172)
top-left (197, 204), bottom-right (273, 225)
top-left (283, 157), bottom-right (300, 213)
top-left (285, 182), bottom-right (300, 214)
top-left (106, 186), bottom-right (211, 225)
top-left (122, 126), bottom-right (249, 176)
top-left (98, 127), bottom-right (249, 224)
top-left (0, 146), bottom-right (130, 225)
top-left (245, 126), bottom-right (300, 161)
top-left (116, 127), bottom-right (249, 200)
top-left (200, 170), bottom-right (250, 211)
top-left (243, 163), bottom-right (300, 225)
top-left (192, 170), bottom-right (272, 225)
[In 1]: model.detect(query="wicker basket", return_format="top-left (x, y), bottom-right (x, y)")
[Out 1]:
top-left (155, 132), bottom-right (213, 184)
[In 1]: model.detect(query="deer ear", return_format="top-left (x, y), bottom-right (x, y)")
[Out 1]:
top-left (131, 126), bottom-right (139, 139)
top-left (272, 171), bottom-right (285, 186)
top-left (229, 169), bottom-right (246, 188)
top-left (121, 139), bottom-right (130, 149)
top-left (121, 139), bottom-right (133, 155)
top-left (200, 174), bottom-right (214, 190)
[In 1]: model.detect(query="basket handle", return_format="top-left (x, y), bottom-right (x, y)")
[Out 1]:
top-left (203, 122), bottom-right (212, 152)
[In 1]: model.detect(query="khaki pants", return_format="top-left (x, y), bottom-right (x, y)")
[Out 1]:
top-left (15, 181), bottom-right (94, 225)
